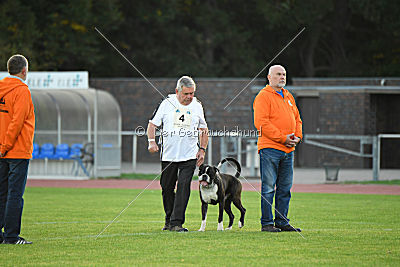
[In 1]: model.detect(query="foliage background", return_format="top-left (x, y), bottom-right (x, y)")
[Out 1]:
top-left (0, 0), bottom-right (399, 78)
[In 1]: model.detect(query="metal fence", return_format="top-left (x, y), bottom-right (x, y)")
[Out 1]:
top-left (124, 131), bottom-right (399, 181)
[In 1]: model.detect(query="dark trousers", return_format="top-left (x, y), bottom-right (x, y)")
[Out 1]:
top-left (160, 159), bottom-right (196, 227)
top-left (0, 159), bottom-right (29, 242)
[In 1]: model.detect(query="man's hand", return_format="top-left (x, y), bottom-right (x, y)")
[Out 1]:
top-left (196, 149), bottom-right (205, 166)
top-left (148, 141), bottom-right (159, 153)
top-left (284, 133), bottom-right (300, 148)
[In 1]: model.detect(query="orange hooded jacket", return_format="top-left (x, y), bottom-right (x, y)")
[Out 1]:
top-left (0, 76), bottom-right (35, 159)
top-left (253, 85), bottom-right (302, 153)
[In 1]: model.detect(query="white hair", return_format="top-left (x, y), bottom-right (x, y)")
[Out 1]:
top-left (176, 76), bottom-right (196, 92)
top-left (268, 65), bottom-right (286, 75)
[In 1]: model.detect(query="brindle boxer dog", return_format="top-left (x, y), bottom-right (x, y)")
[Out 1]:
top-left (198, 157), bottom-right (246, 231)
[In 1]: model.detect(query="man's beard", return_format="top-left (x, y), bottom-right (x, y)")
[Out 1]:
top-left (277, 82), bottom-right (286, 87)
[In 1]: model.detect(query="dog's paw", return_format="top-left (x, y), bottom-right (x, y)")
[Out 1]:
top-left (225, 226), bottom-right (232, 230)
top-left (217, 222), bottom-right (224, 231)
top-left (238, 221), bottom-right (243, 228)
top-left (199, 220), bottom-right (206, 232)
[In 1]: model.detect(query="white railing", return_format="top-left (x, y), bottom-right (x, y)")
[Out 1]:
top-left (124, 131), bottom-right (399, 181)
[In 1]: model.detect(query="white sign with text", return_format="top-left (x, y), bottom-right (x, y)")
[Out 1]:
top-left (0, 71), bottom-right (89, 89)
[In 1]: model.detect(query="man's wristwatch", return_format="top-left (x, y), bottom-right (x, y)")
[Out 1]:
top-left (148, 139), bottom-right (155, 142)
top-left (199, 147), bottom-right (206, 152)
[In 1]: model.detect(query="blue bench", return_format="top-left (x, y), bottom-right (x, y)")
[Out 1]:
top-left (33, 143), bottom-right (81, 160)
top-left (37, 143), bottom-right (55, 159)
top-left (32, 143), bottom-right (95, 177)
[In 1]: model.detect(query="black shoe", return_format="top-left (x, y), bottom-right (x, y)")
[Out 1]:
top-left (275, 224), bottom-right (302, 232)
top-left (261, 225), bottom-right (281, 232)
top-left (170, 226), bottom-right (188, 232)
top-left (3, 237), bottom-right (33, 244)
top-left (162, 223), bottom-right (170, 231)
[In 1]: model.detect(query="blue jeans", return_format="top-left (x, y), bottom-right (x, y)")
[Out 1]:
top-left (0, 159), bottom-right (29, 242)
top-left (259, 148), bottom-right (293, 226)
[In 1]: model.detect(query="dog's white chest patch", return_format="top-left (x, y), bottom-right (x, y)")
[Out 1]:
top-left (200, 184), bottom-right (218, 203)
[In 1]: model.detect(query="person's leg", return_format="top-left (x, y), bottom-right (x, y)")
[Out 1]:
top-left (0, 159), bottom-right (10, 242)
top-left (160, 161), bottom-right (178, 227)
top-left (170, 159), bottom-right (196, 227)
top-left (274, 152), bottom-right (294, 227)
top-left (3, 159), bottom-right (29, 242)
top-left (259, 148), bottom-right (281, 227)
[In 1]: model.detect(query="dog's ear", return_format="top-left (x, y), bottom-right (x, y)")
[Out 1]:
top-left (198, 164), bottom-right (205, 174)
top-left (213, 166), bottom-right (219, 174)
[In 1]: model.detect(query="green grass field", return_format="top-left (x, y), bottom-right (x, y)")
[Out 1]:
top-left (2, 187), bottom-right (400, 266)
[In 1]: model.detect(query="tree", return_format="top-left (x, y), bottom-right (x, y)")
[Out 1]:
top-left (0, 0), bottom-right (39, 70)
top-left (253, 0), bottom-right (400, 77)
top-left (101, 0), bottom-right (261, 77)
top-left (1, 0), bottom-right (398, 77)
top-left (28, 0), bottom-right (122, 71)
top-left (0, 0), bottom-right (122, 72)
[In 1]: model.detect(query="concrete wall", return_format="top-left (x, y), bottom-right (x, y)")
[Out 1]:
top-left (90, 78), bottom-right (264, 165)
top-left (295, 92), bottom-right (372, 168)
top-left (291, 78), bottom-right (400, 168)
top-left (90, 77), bottom-right (400, 169)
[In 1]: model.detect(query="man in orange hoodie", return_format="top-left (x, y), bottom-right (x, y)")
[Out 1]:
top-left (253, 65), bottom-right (302, 233)
top-left (0, 55), bottom-right (35, 244)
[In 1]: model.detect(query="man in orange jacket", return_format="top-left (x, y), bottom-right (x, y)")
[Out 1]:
top-left (253, 65), bottom-right (302, 233)
top-left (0, 55), bottom-right (35, 244)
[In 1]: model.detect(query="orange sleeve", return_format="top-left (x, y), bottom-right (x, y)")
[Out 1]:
top-left (1, 86), bottom-right (31, 153)
top-left (253, 92), bottom-right (286, 144)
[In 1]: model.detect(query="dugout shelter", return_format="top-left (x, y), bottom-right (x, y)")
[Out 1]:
top-left (0, 71), bottom-right (122, 179)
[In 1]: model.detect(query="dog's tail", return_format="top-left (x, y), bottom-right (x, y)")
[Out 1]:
top-left (217, 157), bottom-right (241, 178)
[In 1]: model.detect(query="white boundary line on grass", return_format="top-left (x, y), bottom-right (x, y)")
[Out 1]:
top-left (39, 232), bottom-right (159, 241)
top-left (34, 228), bottom-right (395, 242)
top-left (32, 220), bottom-right (164, 225)
top-left (31, 220), bottom-right (389, 226)
top-left (40, 230), bottom-right (209, 241)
